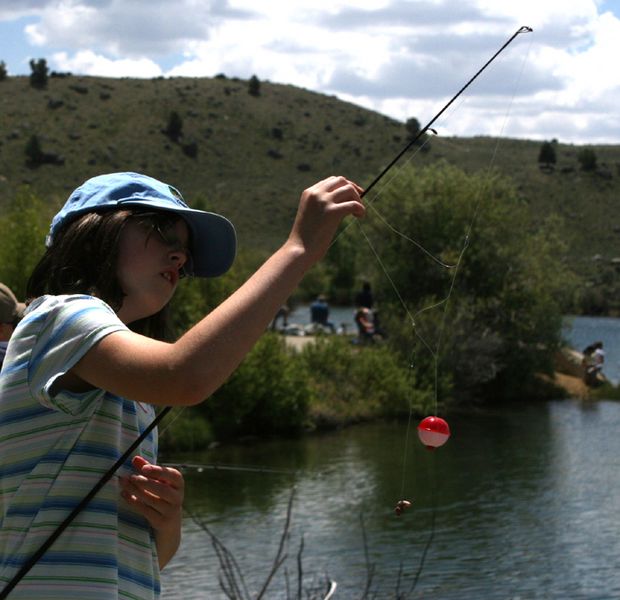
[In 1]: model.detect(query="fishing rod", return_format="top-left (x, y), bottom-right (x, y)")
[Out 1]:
top-left (361, 25), bottom-right (532, 199)
top-left (0, 26), bottom-right (532, 599)
top-left (0, 407), bottom-right (171, 599)
top-left (0, 414), bottom-right (304, 597)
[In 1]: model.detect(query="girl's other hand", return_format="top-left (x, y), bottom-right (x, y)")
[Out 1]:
top-left (120, 455), bottom-right (184, 568)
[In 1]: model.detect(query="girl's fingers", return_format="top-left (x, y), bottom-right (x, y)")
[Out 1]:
top-left (122, 488), bottom-right (168, 528)
top-left (132, 456), bottom-right (184, 490)
top-left (121, 456), bottom-right (185, 525)
top-left (141, 465), bottom-right (184, 491)
top-left (123, 473), bottom-right (183, 507)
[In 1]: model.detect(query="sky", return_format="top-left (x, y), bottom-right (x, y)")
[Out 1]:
top-left (1, 0), bottom-right (620, 144)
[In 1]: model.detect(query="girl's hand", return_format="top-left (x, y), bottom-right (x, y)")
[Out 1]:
top-left (287, 176), bottom-right (365, 265)
top-left (120, 455), bottom-right (184, 568)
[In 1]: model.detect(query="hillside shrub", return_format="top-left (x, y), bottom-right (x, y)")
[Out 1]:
top-left (405, 117), bottom-right (421, 140)
top-left (577, 147), bottom-right (597, 171)
top-left (182, 141), bottom-right (198, 158)
top-left (538, 140), bottom-right (557, 167)
top-left (164, 111), bottom-right (183, 141)
top-left (29, 58), bottom-right (48, 89)
top-left (0, 61), bottom-right (7, 81)
top-left (25, 135), bottom-right (45, 166)
top-left (248, 75), bottom-right (261, 97)
top-left (24, 135), bottom-right (64, 167)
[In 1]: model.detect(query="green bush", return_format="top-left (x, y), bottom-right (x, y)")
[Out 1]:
top-left (538, 140), bottom-right (556, 166)
top-left (359, 162), bottom-right (579, 401)
top-left (164, 110), bottom-right (183, 141)
top-left (577, 147), bottom-right (597, 171)
top-left (29, 58), bottom-right (48, 89)
top-left (248, 75), bottom-right (261, 97)
top-left (201, 333), bottom-right (313, 438)
top-left (168, 246), bottom-right (254, 338)
top-left (158, 407), bottom-right (215, 452)
top-left (300, 336), bottom-right (430, 422)
top-left (0, 188), bottom-right (51, 297)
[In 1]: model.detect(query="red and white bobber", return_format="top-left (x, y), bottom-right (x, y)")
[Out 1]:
top-left (417, 416), bottom-right (450, 450)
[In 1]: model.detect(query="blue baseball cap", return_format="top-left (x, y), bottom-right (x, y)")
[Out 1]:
top-left (46, 172), bottom-right (237, 278)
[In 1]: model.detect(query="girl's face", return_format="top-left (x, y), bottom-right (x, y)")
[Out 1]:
top-left (116, 213), bottom-right (190, 323)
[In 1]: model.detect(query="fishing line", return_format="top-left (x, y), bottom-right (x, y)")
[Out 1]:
top-left (162, 462), bottom-right (301, 476)
top-left (353, 22), bottom-right (533, 478)
top-left (367, 202), bottom-right (457, 269)
top-left (328, 133), bottom-right (435, 250)
top-left (348, 25), bottom-right (533, 594)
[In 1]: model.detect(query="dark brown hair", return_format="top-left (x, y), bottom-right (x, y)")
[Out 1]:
top-left (27, 209), bottom-right (179, 340)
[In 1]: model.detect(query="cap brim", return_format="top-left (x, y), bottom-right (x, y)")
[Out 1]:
top-left (118, 199), bottom-right (237, 277)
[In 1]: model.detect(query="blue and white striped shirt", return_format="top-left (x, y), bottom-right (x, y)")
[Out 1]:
top-left (0, 295), bottom-right (161, 599)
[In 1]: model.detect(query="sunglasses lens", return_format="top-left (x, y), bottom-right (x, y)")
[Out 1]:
top-left (133, 212), bottom-right (193, 275)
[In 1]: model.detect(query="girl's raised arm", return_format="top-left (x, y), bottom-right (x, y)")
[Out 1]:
top-left (67, 176), bottom-right (365, 406)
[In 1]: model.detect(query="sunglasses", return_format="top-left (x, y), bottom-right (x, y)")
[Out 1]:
top-left (130, 211), bottom-right (194, 277)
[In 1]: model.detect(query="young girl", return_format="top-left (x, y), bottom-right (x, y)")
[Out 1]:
top-left (0, 171), bottom-right (365, 599)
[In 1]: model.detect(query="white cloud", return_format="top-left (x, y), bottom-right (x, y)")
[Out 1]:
top-left (52, 50), bottom-right (163, 78)
top-left (0, 1), bottom-right (50, 22)
top-left (22, 0), bottom-right (255, 57)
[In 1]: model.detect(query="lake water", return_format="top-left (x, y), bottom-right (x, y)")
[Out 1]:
top-left (161, 318), bottom-right (620, 599)
top-left (286, 304), bottom-right (359, 330)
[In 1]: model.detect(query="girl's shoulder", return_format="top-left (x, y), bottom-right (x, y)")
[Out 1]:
top-left (18, 295), bottom-right (125, 342)
top-left (25, 294), bottom-right (117, 319)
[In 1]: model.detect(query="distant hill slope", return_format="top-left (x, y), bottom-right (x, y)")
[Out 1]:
top-left (1, 74), bottom-right (619, 303)
top-left (0, 75), bottom-right (408, 253)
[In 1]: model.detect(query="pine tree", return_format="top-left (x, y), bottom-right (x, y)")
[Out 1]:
top-left (164, 111), bottom-right (183, 142)
top-left (577, 147), bottom-right (597, 172)
top-left (248, 75), bottom-right (261, 97)
top-left (29, 58), bottom-right (48, 88)
top-left (538, 141), bottom-right (557, 167)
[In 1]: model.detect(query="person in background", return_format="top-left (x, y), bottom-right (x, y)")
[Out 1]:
top-left (582, 341), bottom-right (605, 386)
top-left (592, 341), bottom-right (605, 373)
top-left (0, 282), bottom-right (25, 370)
top-left (310, 294), bottom-right (335, 333)
top-left (354, 306), bottom-right (375, 343)
top-left (270, 303), bottom-right (290, 331)
top-left (354, 281), bottom-right (374, 309)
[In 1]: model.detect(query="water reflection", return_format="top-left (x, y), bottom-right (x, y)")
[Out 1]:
top-left (162, 401), bottom-right (620, 599)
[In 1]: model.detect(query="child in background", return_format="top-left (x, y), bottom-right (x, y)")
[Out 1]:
top-left (0, 171), bottom-right (364, 599)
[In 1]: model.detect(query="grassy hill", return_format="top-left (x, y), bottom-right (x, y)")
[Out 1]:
top-left (1, 74), bottom-right (619, 311)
